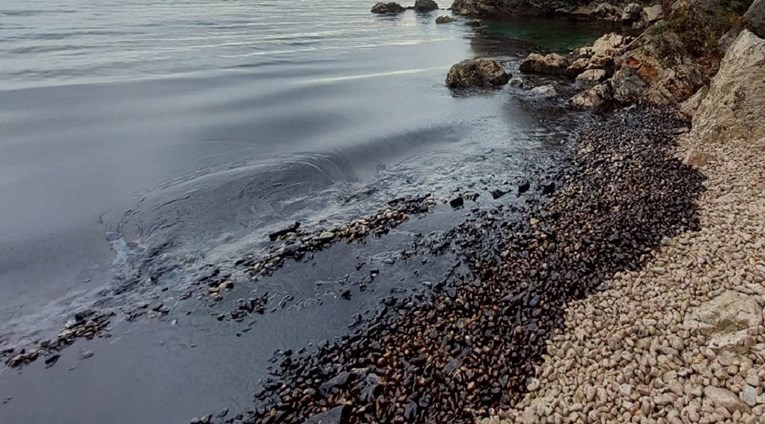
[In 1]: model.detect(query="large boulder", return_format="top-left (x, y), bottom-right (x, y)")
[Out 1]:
top-left (744, 0), bottom-right (765, 38)
top-left (414, 0), bottom-right (439, 12)
top-left (519, 53), bottom-right (570, 75)
top-left (371, 2), bottom-right (405, 14)
top-left (445, 58), bottom-right (510, 89)
top-left (692, 29), bottom-right (765, 144)
top-left (609, 28), bottom-right (704, 104)
top-left (435, 15), bottom-right (454, 23)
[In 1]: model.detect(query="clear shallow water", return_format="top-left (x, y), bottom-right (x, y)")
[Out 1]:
top-left (0, 1), bottom-right (606, 422)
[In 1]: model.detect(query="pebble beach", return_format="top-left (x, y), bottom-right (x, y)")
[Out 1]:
top-left (487, 132), bottom-right (765, 423)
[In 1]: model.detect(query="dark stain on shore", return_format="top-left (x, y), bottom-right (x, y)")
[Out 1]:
top-left (234, 106), bottom-right (705, 424)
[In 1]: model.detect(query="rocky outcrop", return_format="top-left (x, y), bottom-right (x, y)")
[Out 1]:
top-left (519, 53), bottom-right (569, 75)
top-left (609, 28), bottom-right (704, 104)
top-left (435, 15), bottom-right (454, 23)
top-left (445, 58), bottom-right (510, 88)
top-left (692, 29), bottom-right (765, 144)
top-left (745, 0), bottom-right (765, 38)
top-left (371, 2), bottom-right (405, 14)
top-left (414, 0), bottom-right (439, 12)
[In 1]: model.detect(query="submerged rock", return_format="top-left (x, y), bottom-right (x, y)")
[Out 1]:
top-left (371, 2), bottom-right (405, 14)
top-left (413, 0), bottom-right (439, 12)
top-left (519, 53), bottom-right (569, 75)
top-left (445, 58), bottom-right (510, 89)
top-left (435, 15), bottom-right (454, 23)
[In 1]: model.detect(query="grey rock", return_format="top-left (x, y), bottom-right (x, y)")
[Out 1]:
top-left (741, 384), bottom-right (757, 407)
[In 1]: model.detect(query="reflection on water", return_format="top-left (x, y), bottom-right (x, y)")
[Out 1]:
top-left (479, 17), bottom-right (621, 52)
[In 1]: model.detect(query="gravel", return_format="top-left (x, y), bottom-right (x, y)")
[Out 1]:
top-left (486, 127), bottom-right (765, 422)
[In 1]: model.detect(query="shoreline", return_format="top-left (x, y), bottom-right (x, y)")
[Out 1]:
top-left (238, 105), bottom-right (706, 424)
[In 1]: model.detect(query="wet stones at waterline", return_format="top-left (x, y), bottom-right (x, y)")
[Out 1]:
top-left (3, 310), bottom-right (113, 368)
top-left (371, 2), bottom-right (405, 14)
top-left (237, 106), bottom-right (705, 424)
top-left (239, 195), bottom-right (436, 281)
